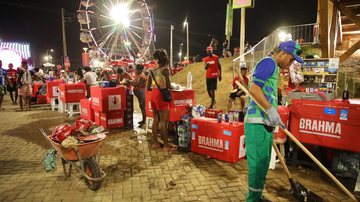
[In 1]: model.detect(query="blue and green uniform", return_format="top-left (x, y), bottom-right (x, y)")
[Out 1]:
top-left (244, 57), bottom-right (278, 202)
top-left (0, 68), bottom-right (7, 96)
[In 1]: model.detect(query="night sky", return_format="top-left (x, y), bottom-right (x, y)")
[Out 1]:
top-left (0, 0), bottom-right (317, 67)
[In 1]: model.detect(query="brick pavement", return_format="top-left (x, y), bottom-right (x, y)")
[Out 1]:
top-left (0, 96), bottom-right (352, 201)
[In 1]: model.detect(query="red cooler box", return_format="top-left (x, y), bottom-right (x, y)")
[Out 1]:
top-left (80, 99), bottom-right (94, 121)
top-left (290, 99), bottom-right (360, 152)
top-left (94, 110), bottom-right (124, 129)
top-left (46, 80), bottom-right (63, 98)
top-left (59, 83), bottom-right (86, 103)
top-left (32, 83), bottom-right (43, 97)
top-left (36, 94), bottom-right (47, 104)
top-left (91, 86), bottom-right (126, 112)
top-left (146, 89), bottom-right (195, 122)
top-left (191, 117), bottom-right (246, 163)
top-left (273, 106), bottom-right (290, 144)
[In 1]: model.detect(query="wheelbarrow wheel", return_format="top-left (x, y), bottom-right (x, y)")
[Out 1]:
top-left (82, 158), bottom-right (102, 191)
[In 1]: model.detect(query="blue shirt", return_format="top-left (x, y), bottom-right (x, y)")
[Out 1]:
top-left (252, 57), bottom-right (276, 88)
top-left (0, 68), bottom-right (7, 86)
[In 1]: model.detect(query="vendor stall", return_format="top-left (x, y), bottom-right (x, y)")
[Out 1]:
top-left (290, 99), bottom-right (360, 153)
top-left (191, 117), bottom-right (246, 163)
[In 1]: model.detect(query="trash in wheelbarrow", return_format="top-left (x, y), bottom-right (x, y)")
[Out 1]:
top-left (51, 124), bottom-right (75, 143)
top-left (78, 133), bottom-right (106, 142)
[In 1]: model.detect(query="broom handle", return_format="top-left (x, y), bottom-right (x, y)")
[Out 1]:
top-left (272, 142), bottom-right (292, 178)
top-left (235, 80), bottom-right (358, 201)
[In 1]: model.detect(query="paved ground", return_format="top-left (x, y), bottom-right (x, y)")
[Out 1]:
top-left (0, 95), bottom-right (355, 202)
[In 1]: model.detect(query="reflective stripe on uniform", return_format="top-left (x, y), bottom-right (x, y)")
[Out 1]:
top-left (244, 117), bottom-right (266, 125)
top-left (248, 186), bottom-right (263, 192)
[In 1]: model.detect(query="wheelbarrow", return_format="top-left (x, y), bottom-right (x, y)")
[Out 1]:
top-left (40, 128), bottom-right (107, 191)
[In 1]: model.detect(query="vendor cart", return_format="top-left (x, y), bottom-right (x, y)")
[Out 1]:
top-left (40, 128), bottom-right (107, 191)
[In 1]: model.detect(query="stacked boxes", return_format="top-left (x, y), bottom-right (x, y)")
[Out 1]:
top-left (91, 86), bottom-right (126, 129)
top-left (80, 99), bottom-right (94, 121)
top-left (124, 89), bottom-right (134, 129)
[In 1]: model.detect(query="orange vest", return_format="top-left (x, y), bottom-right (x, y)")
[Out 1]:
top-left (204, 55), bottom-right (220, 78)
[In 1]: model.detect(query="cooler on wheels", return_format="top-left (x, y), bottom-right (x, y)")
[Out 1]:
top-left (191, 117), bottom-right (246, 163)
top-left (289, 99), bottom-right (360, 153)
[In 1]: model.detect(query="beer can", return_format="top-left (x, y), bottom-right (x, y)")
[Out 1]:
top-left (224, 113), bottom-right (229, 122)
top-left (217, 113), bottom-right (222, 123)
top-left (234, 111), bottom-right (239, 122)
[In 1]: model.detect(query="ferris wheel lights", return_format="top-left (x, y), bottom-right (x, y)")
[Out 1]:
top-left (93, 59), bottom-right (100, 66)
top-left (111, 4), bottom-right (131, 28)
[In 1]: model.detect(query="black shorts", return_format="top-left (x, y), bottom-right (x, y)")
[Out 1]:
top-left (7, 85), bottom-right (17, 92)
top-left (206, 78), bottom-right (218, 91)
top-left (229, 89), bottom-right (245, 100)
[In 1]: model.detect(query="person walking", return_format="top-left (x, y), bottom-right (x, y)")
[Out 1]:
top-left (146, 49), bottom-right (176, 152)
top-left (131, 64), bottom-right (147, 126)
top-left (83, 66), bottom-right (98, 98)
top-left (203, 46), bottom-right (221, 109)
top-left (17, 61), bottom-right (33, 111)
top-left (6, 63), bottom-right (18, 104)
top-left (0, 60), bottom-right (9, 110)
top-left (244, 40), bottom-right (303, 202)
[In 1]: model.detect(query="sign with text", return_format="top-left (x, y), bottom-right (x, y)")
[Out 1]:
top-left (233, 0), bottom-right (254, 9)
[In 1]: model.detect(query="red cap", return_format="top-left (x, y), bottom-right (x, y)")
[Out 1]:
top-left (206, 46), bottom-right (213, 51)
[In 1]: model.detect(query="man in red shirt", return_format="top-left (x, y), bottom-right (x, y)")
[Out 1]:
top-left (203, 46), bottom-right (221, 109)
top-left (6, 63), bottom-right (18, 104)
top-left (227, 66), bottom-right (249, 111)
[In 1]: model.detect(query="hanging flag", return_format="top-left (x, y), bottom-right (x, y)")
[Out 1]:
top-left (225, 2), bottom-right (233, 36)
top-left (233, 0), bottom-right (254, 9)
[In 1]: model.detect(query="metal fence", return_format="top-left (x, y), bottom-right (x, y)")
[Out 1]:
top-left (233, 23), bottom-right (319, 76)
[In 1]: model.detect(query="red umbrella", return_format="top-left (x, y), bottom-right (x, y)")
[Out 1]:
top-left (120, 58), bottom-right (134, 63)
top-left (143, 60), bottom-right (157, 69)
top-left (109, 60), bottom-right (126, 67)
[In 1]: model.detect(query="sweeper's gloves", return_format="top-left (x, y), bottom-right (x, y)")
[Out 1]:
top-left (266, 106), bottom-right (285, 128)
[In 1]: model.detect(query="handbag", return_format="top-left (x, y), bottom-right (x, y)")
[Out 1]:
top-left (150, 71), bottom-right (172, 102)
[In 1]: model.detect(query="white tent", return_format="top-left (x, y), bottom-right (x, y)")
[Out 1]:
top-left (43, 62), bottom-right (55, 67)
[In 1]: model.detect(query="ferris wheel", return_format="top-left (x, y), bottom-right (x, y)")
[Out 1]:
top-left (78, 0), bottom-right (154, 66)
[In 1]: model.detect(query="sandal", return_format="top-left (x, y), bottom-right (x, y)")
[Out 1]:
top-left (163, 145), bottom-right (177, 153)
top-left (16, 109), bottom-right (23, 112)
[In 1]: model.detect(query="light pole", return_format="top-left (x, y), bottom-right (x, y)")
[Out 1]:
top-left (45, 49), bottom-right (54, 63)
top-left (179, 43), bottom-right (183, 63)
top-left (183, 20), bottom-right (189, 62)
top-left (170, 25), bottom-right (174, 68)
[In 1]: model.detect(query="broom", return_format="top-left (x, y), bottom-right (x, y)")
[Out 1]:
top-left (234, 80), bottom-right (358, 201)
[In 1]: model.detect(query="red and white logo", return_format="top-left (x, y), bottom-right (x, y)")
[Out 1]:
top-left (299, 118), bottom-right (341, 139)
top-left (108, 95), bottom-right (121, 110)
top-left (198, 135), bottom-right (224, 152)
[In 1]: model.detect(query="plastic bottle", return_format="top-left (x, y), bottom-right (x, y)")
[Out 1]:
top-left (187, 72), bottom-right (192, 89)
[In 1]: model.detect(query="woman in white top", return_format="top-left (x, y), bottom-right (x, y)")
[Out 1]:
top-left (83, 66), bottom-right (98, 98)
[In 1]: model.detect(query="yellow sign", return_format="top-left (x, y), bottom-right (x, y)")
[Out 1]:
top-left (233, 0), bottom-right (254, 9)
